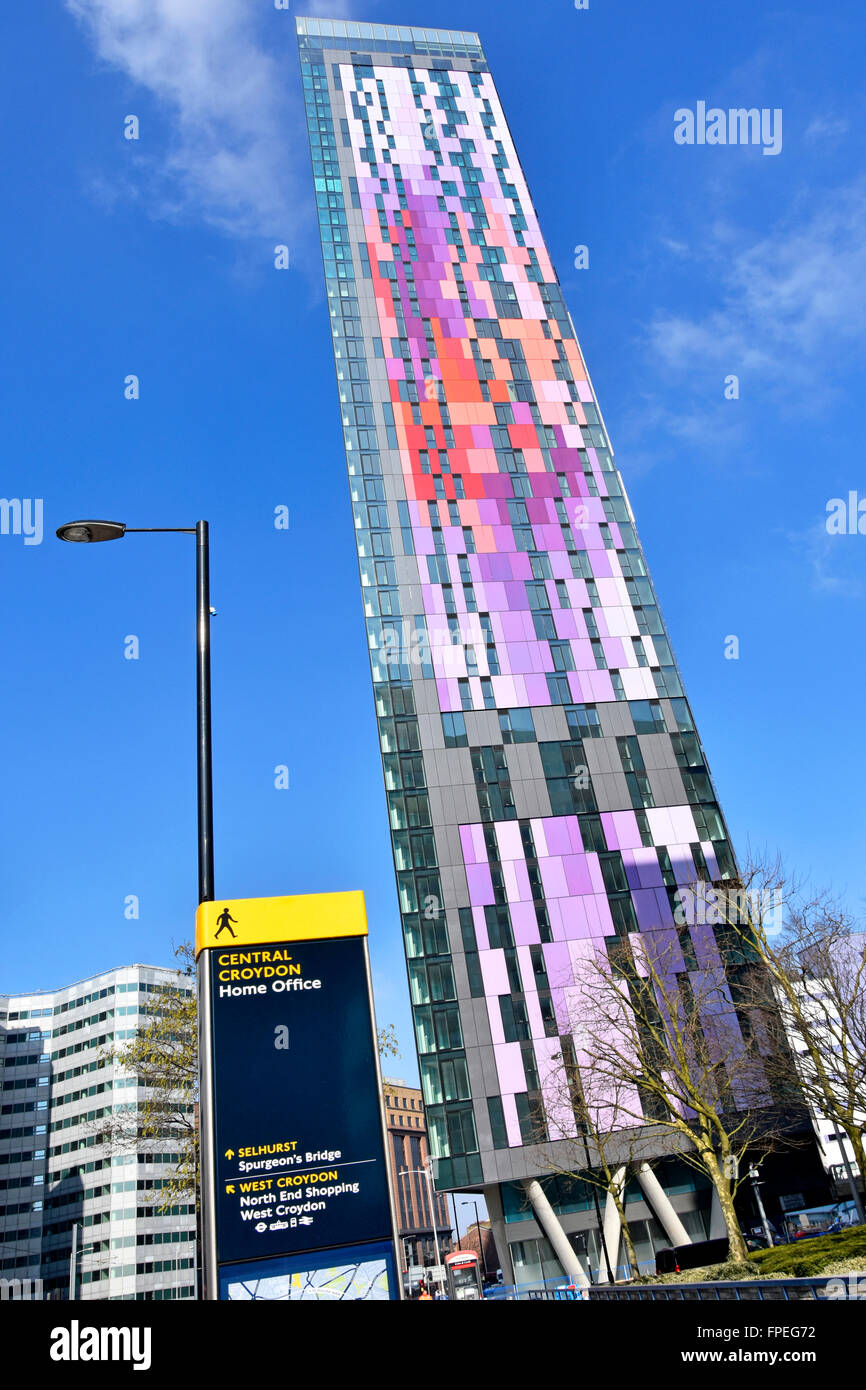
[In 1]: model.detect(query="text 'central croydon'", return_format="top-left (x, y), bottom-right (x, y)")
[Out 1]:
top-left (217, 949), bottom-right (324, 996)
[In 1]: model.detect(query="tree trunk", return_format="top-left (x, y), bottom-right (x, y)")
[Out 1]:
top-left (705, 1154), bottom-right (749, 1263)
top-left (611, 1189), bottom-right (639, 1278)
top-left (718, 1186), bottom-right (749, 1264)
top-left (842, 1125), bottom-right (866, 1200)
top-left (843, 1125), bottom-right (866, 1185)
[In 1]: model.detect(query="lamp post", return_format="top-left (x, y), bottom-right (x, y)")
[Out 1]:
top-left (459, 1197), bottom-right (488, 1276)
top-left (451, 1191), bottom-right (461, 1250)
top-left (57, 518), bottom-right (214, 1298)
top-left (56, 520), bottom-right (215, 904)
top-left (68, 1222), bottom-right (79, 1301)
top-left (748, 1166), bottom-right (774, 1248)
top-left (400, 1163), bottom-right (442, 1286)
top-left (575, 1121), bottom-right (615, 1284)
top-left (830, 1125), bottom-right (865, 1224)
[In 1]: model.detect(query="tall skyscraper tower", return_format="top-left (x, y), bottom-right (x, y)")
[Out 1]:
top-left (296, 18), bottom-right (814, 1281)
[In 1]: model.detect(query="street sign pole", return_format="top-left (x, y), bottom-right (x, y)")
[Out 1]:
top-left (198, 945), bottom-right (219, 1298)
top-left (195, 519), bottom-right (214, 907)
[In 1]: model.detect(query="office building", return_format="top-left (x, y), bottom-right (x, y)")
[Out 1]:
top-left (781, 950), bottom-right (866, 1214)
top-left (297, 17), bottom-right (825, 1281)
top-left (0, 965), bottom-right (197, 1300)
top-left (383, 1077), bottom-right (451, 1269)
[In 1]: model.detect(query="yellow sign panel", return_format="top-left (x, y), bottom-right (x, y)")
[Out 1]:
top-left (196, 890), bottom-right (367, 957)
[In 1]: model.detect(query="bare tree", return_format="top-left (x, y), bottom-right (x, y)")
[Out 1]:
top-left (99, 944), bottom-right (199, 1212)
top-left (722, 857), bottom-right (866, 1188)
top-left (530, 1048), bottom-right (659, 1278)
top-left (378, 1022), bottom-right (401, 1100)
top-left (566, 927), bottom-right (797, 1264)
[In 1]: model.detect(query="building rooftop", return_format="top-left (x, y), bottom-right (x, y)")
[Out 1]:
top-left (0, 963), bottom-right (184, 1000)
top-left (296, 16), bottom-right (484, 59)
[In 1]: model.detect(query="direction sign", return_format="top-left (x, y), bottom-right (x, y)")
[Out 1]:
top-left (197, 892), bottom-right (401, 1300)
top-left (210, 935), bottom-right (392, 1263)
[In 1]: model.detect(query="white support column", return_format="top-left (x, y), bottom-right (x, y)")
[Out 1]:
top-left (488, 1215), bottom-right (513, 1284)
top-left (637, 1162), bottom-right (691, 1246)
top-left (484, 1184), bottom-right (515, 1285)
top-left (602, 1167), bottom-right (626, 1277)
top-left (522, 1179), bottom-right (589, 1288)
top-left (707, 1188), bottom-right (727, 1239)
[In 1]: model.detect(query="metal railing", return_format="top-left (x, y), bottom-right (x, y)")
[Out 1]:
top-left (483, 1264), bottom-right (641, 1299)
top-left (484, 1275), bottom-right (589, 1300)
top-left (589, 1275), bottom-right (863, 1301)
top-left (484, 1272), bottom-right (866, 1301)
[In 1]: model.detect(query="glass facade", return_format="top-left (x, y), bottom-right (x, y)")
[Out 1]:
top-left (297, 18), bottom-right (745, 1194)
top-left (0, 966), bottom-right (197, 1299)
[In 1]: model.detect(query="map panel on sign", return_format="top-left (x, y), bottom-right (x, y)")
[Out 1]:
top-left (219, 1242), bottom-right (395, 1301)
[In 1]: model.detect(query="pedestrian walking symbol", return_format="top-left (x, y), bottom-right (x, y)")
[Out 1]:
top-left (215, 907), bottom-right (238, 940)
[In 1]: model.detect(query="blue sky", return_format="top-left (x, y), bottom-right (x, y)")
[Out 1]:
top-left (1, 1), bottom-right (865, 1085)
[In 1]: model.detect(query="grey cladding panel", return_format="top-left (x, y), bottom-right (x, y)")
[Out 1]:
top-left (531, 706), bottom-right (571, 741)
top-left (583, 739), bottom-right (618, 776)
top-left (599, 702), bottom-right (635, 737)
top-left (504, 742), bottom-right (545, 783)
top-left (650, 767), bottom-right (688, 806)
top-left (513, 778), bottom-right (551, 819)
top-left (461, 711), bottom-right (501, 745)
top-left (639, 733), bottom-right (678, 771)
top-left (590, 771), bottom-right (632, 813)
top-left (430, 783), bottom-right (478, 831)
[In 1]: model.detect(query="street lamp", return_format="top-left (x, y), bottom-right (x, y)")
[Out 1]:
top-left (458, 1197), bottom-right (488, 1277)
top-left (56, 519), bottom-right (215, 904)
top-left (574, 1122), bottom-right (615, 1284)
top-left (830, 1124), bottom-right (866, 1225)
top-left (747, 1165), bottom-right (775, 1248)
top-left (400, 1163), bottom-right (442, 1286)
top-left (450, 1191), bottom-right (461, 1252)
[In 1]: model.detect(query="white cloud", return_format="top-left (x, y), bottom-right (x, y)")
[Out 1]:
top-left (612, 390), bottom-right (749, 480)
top-left (657, 235), bottom-right (690, 257)
top-left (786, 519), bottom-right (864, 599)
top-left (647, 180), bottom-right (866, 397)
top-left (64, 0), bottom-right (366, 240)
top-left (804, 115), bottom-right (850, 144)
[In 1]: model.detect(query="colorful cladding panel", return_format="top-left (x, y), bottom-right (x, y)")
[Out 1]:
top-left (344, 64), bottom-right (634, 712)
top-left (299, 28), bottom-right (753, 1181)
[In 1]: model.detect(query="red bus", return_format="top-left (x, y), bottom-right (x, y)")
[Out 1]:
top-left (445, 1249), bottom-right (484, 1301)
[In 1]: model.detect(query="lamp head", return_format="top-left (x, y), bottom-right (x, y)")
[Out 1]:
top-left (56, 520), bottom-right (127, 544)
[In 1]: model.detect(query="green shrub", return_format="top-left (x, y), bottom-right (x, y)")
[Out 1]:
top-left (630, 1225), bottom-right (866, 1285)
top-left (750, 1224), bottom-right (866, 1278)
top-left (709, 1261), bottom-right (754, 1281)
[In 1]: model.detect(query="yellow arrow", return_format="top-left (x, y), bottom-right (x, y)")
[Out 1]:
top-left (225, 1184), bottom-right (235, 1195)
top-left (224, 1149), bottom-right (235, 1160)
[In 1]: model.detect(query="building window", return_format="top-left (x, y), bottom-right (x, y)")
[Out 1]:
top-left (565, 704), bottom-right (601, 739)
top-left (499, 996), bottom-right (530, 1043)
top-left (499, 708), bottom-right (535, 744)
top-left (547, 674), bottom-right (571, 704)
top-left (487, 1095), bottom-right (509, 1150)
top-left (629, 699), bottom-right (666, 734)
